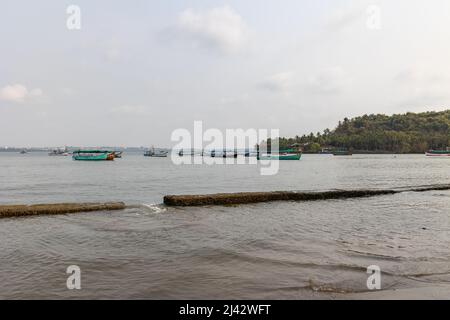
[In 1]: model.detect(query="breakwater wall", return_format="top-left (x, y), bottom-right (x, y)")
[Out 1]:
top-left (164, 184), bottom-right (450, 207)
top-left (0, 202), bottom-right (126, 218)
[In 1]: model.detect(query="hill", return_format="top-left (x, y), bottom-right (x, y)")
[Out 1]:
top-left (278, 110), bottom-right (450, 153)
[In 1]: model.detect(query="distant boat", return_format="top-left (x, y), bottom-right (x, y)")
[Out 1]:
top-left (144, 147), bottom-right (168, 157)
top-left (48, 147), bottom-right (69, 156)
top-left (19, 150), bottom-right (27, 154)
top-left (72, 150), bottom-right (114, 161)
top-left (257, 154), bottom-right (302, 160)
top-left (426, 148), bottom-right (450, 157)
top-left (210, 149), bottom-right (238, 158)
top-left (332, 149), bottom-right (352, 156)
top-left (112, 151), bottom-right (123, 158)
top-left (257, 149), bottom-right (302, 160)
top-left (178, 149), bottom-right (195, 156)
top-left (319, 148), bottom-right (333, 154)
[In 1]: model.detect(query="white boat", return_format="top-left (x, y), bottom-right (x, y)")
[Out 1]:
top-left (210, 149), bottom-right (238, 158)
top-left (48, 146), bottom-right (69, 156)
top-left (144, 147), bottom-right (168, 157)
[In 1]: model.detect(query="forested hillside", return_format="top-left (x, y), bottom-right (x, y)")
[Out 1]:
top-left (278, 110), bottom-right (450, 153)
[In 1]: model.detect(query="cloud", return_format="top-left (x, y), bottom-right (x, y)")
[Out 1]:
top-left (328, 9), bottom-right (361, 30)
top-left (104, 38), bottom-right (122, 62)
top-left (110, 105), bottom-right (149, 116)
top-left (325, 4), bottom-right (369, 32)
top-left (105, 47), bottom-right (120, 62)
top-left (305, 67), bottom-right (349, 94)
top-left (164, 6), bottom-right (250, 54)
top-left (259, 72), bottom-right (294, 92)
top-left (394, 68), bottom-right (448, 85)
top-left (0, 84), bottom-right (43, 103)
top-left (393, 68), bottom-right (450, 109)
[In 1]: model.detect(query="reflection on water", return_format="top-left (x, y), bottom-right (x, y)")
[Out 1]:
top-left (0, 153), bottom-right (449, 298)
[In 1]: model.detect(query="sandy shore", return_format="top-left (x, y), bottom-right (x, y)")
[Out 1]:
top-left (337, 285), bottom-right (450, 300)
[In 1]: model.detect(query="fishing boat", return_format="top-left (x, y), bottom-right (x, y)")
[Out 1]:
top-left (19, 150), bottom-right (27, 154)
top-left (72, 150), bottom-right (114, 161)
top-left (48, 146), bottom-right (69, 156)
top-left (178, 149), bottom-right (196, 156)
top-left (426, 148), bottom-right (450, 157)
top-left (144, 147), bottom-right (168, 157)
top-left (319, 148), bottom-right (333, 154)
top-left (332, 149), bottom-right (353, 156)
top-left (257, 149), bottom-right (302, 160)
top-left (210, 149), bottom-right (238, 158)
top-left (112, 151), bottom-right (123, 158)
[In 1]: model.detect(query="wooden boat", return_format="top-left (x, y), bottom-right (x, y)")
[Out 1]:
top-left (332, 149), bottom-right (352, 156)
top-left (72, 150), bottom-right (114, 161)
top-left (210, 150), bottom-right (238, 158)
top-left (144, 147), bottom-right (168, 157)
top-left (319, 148), bottom-right (333, 154)
top-left (178, 149), bottom-right (195, 156)
top-left (426, 148), bottom-right (450, 157)
top-left (48, 147), bottom-right (69, 156)
top-left (257, 149), bottom-right (302, 160)
top-left (112, 151), bottom-right (123, 158)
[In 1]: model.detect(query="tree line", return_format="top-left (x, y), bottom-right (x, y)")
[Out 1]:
top-left (275, 110), bottom-right (450, 153)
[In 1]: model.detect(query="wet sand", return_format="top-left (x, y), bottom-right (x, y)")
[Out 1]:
top-left (341, 285), bottom-right (450, 300)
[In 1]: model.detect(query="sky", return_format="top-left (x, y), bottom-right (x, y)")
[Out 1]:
top-left (1, 0), bottom-right (450, 147)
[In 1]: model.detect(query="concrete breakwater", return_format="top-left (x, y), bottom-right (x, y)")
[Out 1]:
top-left (0, 202), bottom-right (126, 218)
top-left (164, 184), bottom-right (450, 207)
top-left (1, 184), bottom-right (450, 216)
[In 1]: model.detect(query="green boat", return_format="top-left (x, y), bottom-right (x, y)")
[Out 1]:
top-left (426, 148), bottom-right (450, 157)
top-left (72, 150), bottom-right (115, 161)
top-left (257, 149), bottom-right (302, 160)
top-left (332, 149), bottom-right (352, 156)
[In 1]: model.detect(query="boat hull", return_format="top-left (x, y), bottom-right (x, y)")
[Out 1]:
top-left (72, 152), bottom-right (114, 161)
top-left (144, 154), bottom-right (168, 157)
top-left (144, 149), bottom-right (168, 157)
top-left (426, 152), bottom-right (450, 157)
top-left (257, 154), bottom-right (302, 160)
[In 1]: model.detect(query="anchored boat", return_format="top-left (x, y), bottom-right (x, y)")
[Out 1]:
top-left (112, 151), bottom-right (123, 158)
top-left (210, 149), bottom-right (238, 158)
top-left (48, 146), bottom-right (69, 156)
top-left (72, 150), bottom-right (114, 161)
top-left (332, 149), bottom-right (353, 156)
top-left (257, 149), bottom-right (302, 160)
top-left (144, 147), bottom-right (168, 157)
top-left (178, 149), bottom-right (196, 156)
top-left (426, 148), bottom-right (450, 157)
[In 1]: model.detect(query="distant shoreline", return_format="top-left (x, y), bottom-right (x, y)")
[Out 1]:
top-left (0, 150), bottom-right (427, 155)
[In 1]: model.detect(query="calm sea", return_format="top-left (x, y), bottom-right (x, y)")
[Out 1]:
top-left (0, 152), bottom-right (450, 299)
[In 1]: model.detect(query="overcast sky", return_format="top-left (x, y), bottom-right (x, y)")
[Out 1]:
top-left (1, 0), bottom-right (450, 147)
